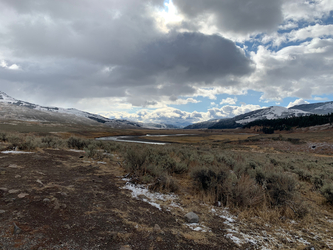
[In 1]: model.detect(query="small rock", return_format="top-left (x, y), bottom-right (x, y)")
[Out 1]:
top-left (15, 175), bottom-right (21, 178)
top-left (184, 212), bottom-right (199, 223)
top-left (13, 223), bottom-right (21, 234)
top-left (17, 193), bottom-right (29, 198)
top-left (43, 198), bottom-right (51, 203)
top-left (153, 224), bottom-right (162, 233)
top-left (0, 187), bottom-right (8, 192)
top-left (36, 179), bottom-right (44, 186)
top-left (303, 247), bottom-right (315, 250)
top-left (0, 210), bottom-right (5, 214)
top-left (138, 194), bottom-right (148, 200)
top-left (119, 245), bottom-right (132, 250)
top-left (0, 171), bottom-right (6, 175)
top-left (53, 198), bottom-right (60, 210)
top-left (8, 189), bottom-right (20, 194)
top-left (161, 205), bottom-right (168, 211)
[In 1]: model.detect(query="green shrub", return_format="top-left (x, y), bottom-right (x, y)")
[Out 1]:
top-left (20, 136), bottom-right (40, 150)
top-left (41, 136), bottom-right (64, 148)
top-left (0, 132), bottom-right (8, 142)
top-left (84, 143), bottom-right (104, 160)
top-left (294, 169), bottom-right (312, 182)
top-left (7, 134), bottom-right (23, 148)
top-left (311, 175), bottom-right (324, 190)
top-left (149, 174), bottom-right (179, 193)
top-left (173, 162), bottom-right (188, 174)
top-left (265, 172), bottom-right (296, 206)
top-left (67, 137), bottom-right (88, 150)
top-left (216, 154), bottom-right (236, 168)
top-left (232, 175), bottom-right (264, 208)
top-left (321, 184), bottom-right (333, 204)
top-left (125, 147), bottom-right (147, 173)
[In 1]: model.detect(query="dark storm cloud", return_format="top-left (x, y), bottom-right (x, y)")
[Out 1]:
top-left (173, 0), bottom-right (283, 34)
top-left (0, 0), bottom-right (253, 106)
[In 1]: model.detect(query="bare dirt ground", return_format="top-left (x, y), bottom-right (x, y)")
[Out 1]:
top-left (0, 149), bottom-right (239, 250)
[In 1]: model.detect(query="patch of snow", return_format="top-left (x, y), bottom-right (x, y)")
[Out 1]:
top-left (1, 151), bottom-right (34, 154)
top-left (122, 178), bottom-right (131, 182)
top-left (236, 106), bottom-right (310, 125)
top-left (226, 233), bottom-right (244, 246)
top-left (68, 149), bottom-right (86, 153)
top-left (122, 182), bottom-right (178, 211)
top-left (315, 103), bottom-right (333, 110)
top-left (97, 161), bottom-right (107, 164)
top-left (185, 223), bottom-right (211, 233)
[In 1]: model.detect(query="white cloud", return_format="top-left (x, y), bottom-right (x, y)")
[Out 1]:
top-left (220, 97), bottom-right (237, 105)
top-left (100, 103), bottom-right (263, 127)
top-left (247, 37), bottom-right (333, 102)
top-left (287, 98), bottom-right (309, 108)
top-left (313, 96), bottom-right (329, 101)
top-left (282, 0), bottom-right (333, 23)
top-left (0, 60), bottom-right (19, 70)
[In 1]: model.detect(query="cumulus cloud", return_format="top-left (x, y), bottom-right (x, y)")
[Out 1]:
top-left (287, 99), bottom-right (309, 108)
top-left (248, 37), bottom-right (333, 101)
top-left (173, 0), bottom-right (283, 35)
top-left (282, 0), bottom-right (333, 23)
top-left (102, 103), bottom-right (263, 127)
top-left (220, 97), bottom-right (237, 105)
top-left (0, 0), bottom-right (253, 107)
top-left (0, 60), bottom-right (19, 70)
top-left (0, 0), bottom-right (332, 126)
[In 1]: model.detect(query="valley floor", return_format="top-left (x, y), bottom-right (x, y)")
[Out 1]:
top-left (0, 127), bottom-right (333, 249)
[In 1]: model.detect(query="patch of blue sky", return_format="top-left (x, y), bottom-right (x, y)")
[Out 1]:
top-left (170, 90), bottom-right (274, 112)
top-left (166, 91), bottom-right (333, 115)
top-left (169, 96), bottom-right (220, 112)
top-left (324, 11), bottom-right (333, 24)
top-left (237, 34), bottom-right (265, 53)
top-left (163, 0), bottom-right (170, 12)
top-left (266, 37), bottom-right (313, 52)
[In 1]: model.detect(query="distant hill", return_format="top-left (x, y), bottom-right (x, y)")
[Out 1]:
top-left (0, 91), bottom-right (178, 129)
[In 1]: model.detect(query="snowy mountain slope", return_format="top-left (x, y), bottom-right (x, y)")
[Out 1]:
top-left (184, 119), bottom-right (222, 129)
top-left (235, 106), bottom-right (309, 125)
top-left (186, 106), bottom-right (312, 129)
top-left (0, 102), bottom-right (98, 125)
top-left (0, 91), bottom-right (179, 129)
top-left (291, 101), bottom-right (333, 115)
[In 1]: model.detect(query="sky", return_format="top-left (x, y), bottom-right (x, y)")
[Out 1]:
top-left (0, 0), bottom-right (333, 127)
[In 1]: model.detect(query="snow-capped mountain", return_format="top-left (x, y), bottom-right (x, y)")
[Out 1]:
top-left (185, 106), bottom-right (313, 129)
top-left (290, 101), bottom-right (333, 115)
top-left (184, 119), bottom-right (221, 129)
top-left (234, 106), bottom-right (309, 125)
top-left (0, 91), bottom-right (177, 129)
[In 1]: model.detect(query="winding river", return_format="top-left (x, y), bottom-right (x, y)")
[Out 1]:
top-left (96, 134), bottom-right (194, 145)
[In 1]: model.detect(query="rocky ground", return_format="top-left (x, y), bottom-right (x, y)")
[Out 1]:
top-left (0, 149), bottom-right (239, 250)
top-left (0, 148), bottom-right (332, 249)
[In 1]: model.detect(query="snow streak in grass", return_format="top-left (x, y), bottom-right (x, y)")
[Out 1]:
top-left (122, 182), bottom-right (181, 211)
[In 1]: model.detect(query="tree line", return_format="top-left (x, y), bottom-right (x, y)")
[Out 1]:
top-left (243, 113), bottom-right (333, 134)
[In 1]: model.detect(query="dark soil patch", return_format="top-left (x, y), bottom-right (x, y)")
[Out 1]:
top-left (0, 150), bottom-right (237, 249)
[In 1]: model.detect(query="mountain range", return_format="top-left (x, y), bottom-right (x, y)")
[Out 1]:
top-left (1, 91), bottom-right (332, 129)
top-left (0, 91), bottom-right (176, 129)
top-left (185, 103), bottom-right (333, 129)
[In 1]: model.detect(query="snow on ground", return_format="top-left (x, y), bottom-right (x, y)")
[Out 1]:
top-left (68, 149), bottom-right (86, 153)
top-left (185, 223), bottom-right (211, 233)
top-left (122, 180), bottom-right (332, 249)
top-left (122, 182), bottom-right (181, 211)
top-left (209, 207), bottom-right (331, 249)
